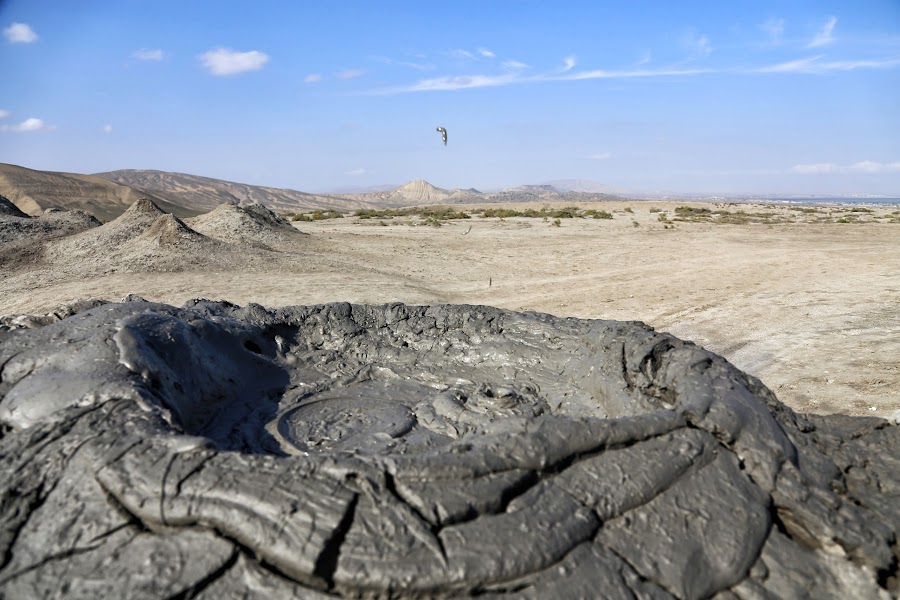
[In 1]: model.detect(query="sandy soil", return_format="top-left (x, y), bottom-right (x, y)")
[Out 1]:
top-left (2, 200), bottom-right (898, 418)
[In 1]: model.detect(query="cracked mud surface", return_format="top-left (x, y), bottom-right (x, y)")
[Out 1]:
top-left (1, 300), bottom-right (898, 598)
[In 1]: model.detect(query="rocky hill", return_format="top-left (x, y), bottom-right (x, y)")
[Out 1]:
top-left (352, 179), bottom-right (483, 206)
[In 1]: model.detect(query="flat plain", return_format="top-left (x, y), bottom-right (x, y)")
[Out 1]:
top-left (2, 199), bottom-right (898, 418)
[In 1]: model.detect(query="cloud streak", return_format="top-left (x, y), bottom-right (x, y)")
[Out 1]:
top-left (372, 55), bottom-right (434, 71)
top-left (384, 72), bottom-right (526, 93)
top-left (4, 22), bottom-right (37, 44)
top-left (199, 48), bottom-right (269, 76)
top-left (1, 117), bottom-right (49, 132)
top-left (791, 160), bottom-right (900, 174)
top-left (363, 49), bottom-right (900, 95)
top-left (809, 16), bottom-right (837, 48)
top-left (754, 55), bottom-right (900, 74)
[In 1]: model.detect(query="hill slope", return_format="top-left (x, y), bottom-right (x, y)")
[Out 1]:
top-left (94, 169), bottom-right (380, 214)
top-left (0, 163), bottom-right (189, 221)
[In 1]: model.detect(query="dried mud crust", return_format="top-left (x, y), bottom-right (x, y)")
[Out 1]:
top-left (0, 300), bottom-right (897, 599)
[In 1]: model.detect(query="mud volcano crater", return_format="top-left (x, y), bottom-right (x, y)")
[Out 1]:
top-left (0, 300), bottom-right (898, 599)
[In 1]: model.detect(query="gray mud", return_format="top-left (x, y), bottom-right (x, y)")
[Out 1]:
top-left (0, 300), bottom-right (897, 599)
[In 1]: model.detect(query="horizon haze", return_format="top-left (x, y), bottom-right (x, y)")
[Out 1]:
top-left (1, 1), bottom-right (899, 196)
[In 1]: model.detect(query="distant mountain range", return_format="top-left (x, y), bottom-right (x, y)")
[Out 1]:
top-left (0, 163), bottom-right (628, 221)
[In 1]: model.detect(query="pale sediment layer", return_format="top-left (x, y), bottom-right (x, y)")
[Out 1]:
top-left (0, 299), bottom-right (897, 598)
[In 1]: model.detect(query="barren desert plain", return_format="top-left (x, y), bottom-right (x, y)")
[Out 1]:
top-left (2, 197), bottom-right (898, 420)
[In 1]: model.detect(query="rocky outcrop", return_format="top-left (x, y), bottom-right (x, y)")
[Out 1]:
top-left (0, 300), bottom-right (897, 598)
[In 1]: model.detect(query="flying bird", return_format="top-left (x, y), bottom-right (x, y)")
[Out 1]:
top-left (436, 126), bottom-right (447, 145)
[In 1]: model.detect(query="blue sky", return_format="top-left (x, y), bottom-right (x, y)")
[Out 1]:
top-left (1, 1), bottom-right (899, 195)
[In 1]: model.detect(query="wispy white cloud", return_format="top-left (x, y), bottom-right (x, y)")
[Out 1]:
top-left (502, 59), bottom-right (529, 71)
top-left (102, 124), bottom-right (113, 134)
top-left (754, 55), bottom-right (824, 73)
top-left (364, 49), bottom-right (900, 95)
top-left (761, 18), bottom-right (785, 44)
top-left (636, 51), bottom-right (652, 66)
top-left (0, 117), bottom-right (49, 132)
top-left (448, 49), bottom-right (478, 61)
top-left (809, 16), bottom-right (837, 48)
top-left (682, 32), bottom-right (712, 59)
top-left (133, 48), bottom-right (164, 61)
top-left (346, 168), bottom-right (368, 176)
top-left (304, 73), bottom-right (322, 83)
top-left (372, 55), bottom-right (434, 71)
top-left (448, 47), bottom-right (499, 61)
top-left (754, 55), bottom-right (900, 74)
top-left (790, 162), bottom-right (839, 174)
top-left (850, 160), bottom-right (900, 173)
top-left (791, 160), bottom-right (900, 174)
top-left (384, 72), bottom-right (524, 93)
top-left (198, 48), bottom-right (269, 76)
top-left (396, 60), bottom-right (434, 71)
top-left (0, 109), bottom-right (9, 119)
top-left (559, 66), bottom-right (716, 81)
top-left (587, 152), bottom-right (612, 160)
top-left (336, 69), bottom-right (364, 80)
top-left (365, 63), bottom-right (717, 95)
top-left (4, 22), bottom-right (37, 44)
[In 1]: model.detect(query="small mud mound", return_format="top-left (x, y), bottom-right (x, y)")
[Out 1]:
top-left (0, 209), bottom-right (101, 246)
top-left (0, 209), bottom-right (101, 273)
top-left (186, 203), bottom-right (306, 249)
top-left (0, 300), bottom-right (897, 599)
top-left (0, 194), bottom-right (28, 218)
top-left (138, 214), bottom-right (208, 248)
top-left (40, 208), bottom-right (101, 229)
top-left (48, 197), bottom-right (168, 252)
top-left (43, 198), bottom-right (275, 275)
